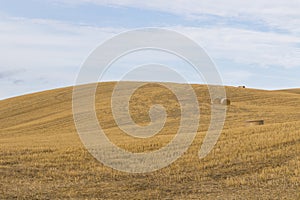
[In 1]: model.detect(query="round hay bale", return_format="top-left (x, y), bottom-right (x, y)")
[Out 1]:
top-left (220, 98), bottom-right (230, 105)
top-left (246, 120), bottom-right (264, 126)
top-left (238, 86), bottom-right (246, 88)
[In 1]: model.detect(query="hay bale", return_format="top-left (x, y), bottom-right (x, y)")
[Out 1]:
top-left (246, 120), bottom-right (264, 126)
top-left (220, 98), bottom-right (230, 105)
top-left (238, 86), bottom-right (246, 88)
top-left (211, 98), bottom-right (230, 106)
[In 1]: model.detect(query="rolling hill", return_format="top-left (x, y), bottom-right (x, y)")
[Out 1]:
top-left (276, 88), bottom-right (300, 95)
top-left (0, 82), bottom-right (299, 199)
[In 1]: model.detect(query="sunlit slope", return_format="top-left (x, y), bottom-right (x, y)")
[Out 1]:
top-left (275, 88), bottom-right (300, 95)
top-left (1, 82), bottom-right (299, 199)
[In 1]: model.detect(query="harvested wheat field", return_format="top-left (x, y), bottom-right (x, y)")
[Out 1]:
top-left (0, 82), bottom-right (299, 199)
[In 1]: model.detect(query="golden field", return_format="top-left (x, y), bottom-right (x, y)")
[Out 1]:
top-left (0, 82), bottom-right (299, 199)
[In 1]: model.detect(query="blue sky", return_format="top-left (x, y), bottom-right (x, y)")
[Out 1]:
top-left (0, 0), bottom-right (300, 99)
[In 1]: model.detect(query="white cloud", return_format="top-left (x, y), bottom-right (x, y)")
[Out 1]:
top-left (46, 1), bottom-right (300, 68)
top-left (0, 16), bottom-right (124, 99)
top-left (53, 0), bottom-right (300, 34)
top-left (176, 26), bottom-right (300, 69)
top-left (0, 16), bottom-right (122, 69)
top-left (1, 7), bottom-right (300, 99)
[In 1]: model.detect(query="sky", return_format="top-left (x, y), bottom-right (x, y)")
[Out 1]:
top-left (0, 0), bottom-right (300, 99)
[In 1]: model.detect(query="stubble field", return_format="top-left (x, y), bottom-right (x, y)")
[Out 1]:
top-left (0, 82), bottom-right (299, 199)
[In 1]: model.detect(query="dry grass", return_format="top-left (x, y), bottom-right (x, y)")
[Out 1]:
top-left (0, 82), bottom-right (299, 199)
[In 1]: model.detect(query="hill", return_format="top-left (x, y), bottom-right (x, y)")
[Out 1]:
top-left (0, 82), bottom-right (299, 199)
top-left (275, 88), bottom-right (300, 95)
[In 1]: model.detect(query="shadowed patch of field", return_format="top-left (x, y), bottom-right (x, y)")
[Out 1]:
top-left (0, 82), bottom-right (299, 199)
